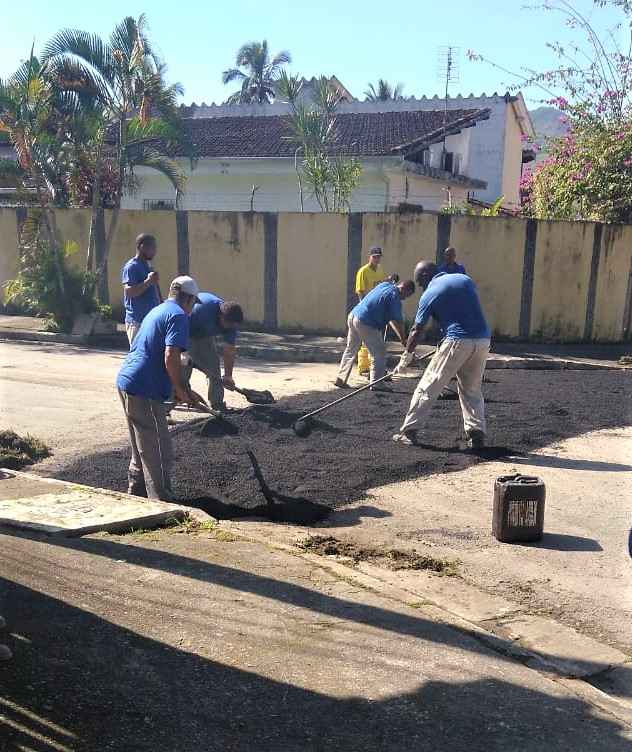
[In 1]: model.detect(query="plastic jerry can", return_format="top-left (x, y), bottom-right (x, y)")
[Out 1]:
top-left (492, 474), bottom-right (545, 543)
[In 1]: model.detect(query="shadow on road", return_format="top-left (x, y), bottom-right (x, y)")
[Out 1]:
top-left (518, 532), bottom-right (603, 552)
top-left (1, 531), bottom-right (631, 750)
top-left (508, 453), bottom-right (632, 473)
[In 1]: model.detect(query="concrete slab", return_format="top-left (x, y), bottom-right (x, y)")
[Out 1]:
top-left (0, 489), bottom-right (189, 537)
top-left (356, 562), bottom-right (521, 623)
top-left (589, 664), bottom-right (632, 710)
top-left (487, 614), bottom-right (630, 678)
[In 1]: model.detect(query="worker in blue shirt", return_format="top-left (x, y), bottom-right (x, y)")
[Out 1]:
top-left (437, 246), bottom-right (466, 275)
top-left (335, 279), bottom-right (415, 390)
top-left (116, 276), bottom-right (206, 499)
top-left (392, 261), bottom-right (490, 448)
top-left (183, 293), bottom-right (244, 411)
top-left (121, 233), bottom-right (162, 345)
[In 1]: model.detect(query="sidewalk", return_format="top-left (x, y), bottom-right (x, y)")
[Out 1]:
top-left (0, 313), bottom-right (629, 369)
top-left (0, 470), bottom-right (631, 750)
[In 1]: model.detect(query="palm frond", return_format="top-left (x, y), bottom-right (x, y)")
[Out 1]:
top-left (271, 50), bottom-right (291, 67)
top-left (42, 30), bottom-right (115, 85)
top-left (127, 145), bottom-right (186, 191)
top-left (222, 68), bottom-right (246, 85)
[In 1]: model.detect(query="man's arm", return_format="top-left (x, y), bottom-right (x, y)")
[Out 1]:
top-left (222, 344), bottom-right (237, 390)
top-left (388, 320), bottom-right (407, 345)
top-left (125, 271), bottom-right (159, 298)
top-left (165, 346), bottom-right (206, 407)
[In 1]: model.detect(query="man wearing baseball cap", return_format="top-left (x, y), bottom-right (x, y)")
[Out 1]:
top-left (116, 275), bottom-right (206, 500)
top-left (355, 246), bottom-right (387, 376)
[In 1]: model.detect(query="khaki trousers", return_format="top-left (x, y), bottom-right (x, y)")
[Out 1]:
top-left (119, 390), bottom-right (173, 500)
top-left (400, 338), bottom-right (490, 435)
top-left (183, 336), bottom-right (225, 409)
top-left (337, 314), bottom-right (387, 384)
top-left (126, 322), bottom-right (140, 346)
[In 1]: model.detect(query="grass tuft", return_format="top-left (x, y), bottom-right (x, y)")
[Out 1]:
top-left (0, 430), bottom-right (50, 469)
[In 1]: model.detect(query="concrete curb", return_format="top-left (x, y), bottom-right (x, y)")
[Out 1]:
top-left (0, 470), bottom-right (215, 536)
top-left (1, 328), bottom-right (628, 370)
top-left (220, 521), bottom-right (632, 719)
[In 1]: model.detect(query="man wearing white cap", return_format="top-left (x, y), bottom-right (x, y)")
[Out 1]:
top-left (116, 275), bottom-right (206, 500)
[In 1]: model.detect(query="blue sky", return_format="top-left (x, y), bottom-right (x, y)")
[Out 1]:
top-left (2, 1), bottom-right (625, 107)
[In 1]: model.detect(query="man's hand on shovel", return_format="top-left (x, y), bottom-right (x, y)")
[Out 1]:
top-left (392, 350), bottom-right (415, 376)
top-left (174, 386), bottom-right (211, 412)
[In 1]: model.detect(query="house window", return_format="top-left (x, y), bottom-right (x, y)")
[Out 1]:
top-left (143, 199), bottom-right (175, 211)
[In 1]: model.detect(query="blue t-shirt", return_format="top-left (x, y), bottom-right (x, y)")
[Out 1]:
top-left (189, 292), bottom-right (238, 345)
top-left (415, 273), bottom-right (490, 340)
top-left (116, 300), bottom-right (189, 401)
top-left (121, 256), bottom-right (160, 325)
top-left (352, 281), bottom-right (403, 331)
top-left (437, 262), bottom-right (466, 275)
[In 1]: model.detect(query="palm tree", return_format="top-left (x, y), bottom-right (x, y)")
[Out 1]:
top-left (364, 79), bottom-right (405, 102)
top-left (222, 41), bottom-right (291, 104)
top-left (42, 15), bottom-right (190, 294)
top-left (0, 51), bottom-right (69, 291)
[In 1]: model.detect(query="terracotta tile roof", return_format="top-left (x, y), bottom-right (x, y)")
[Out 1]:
top-left (173, 108), bottom-right (488, 159)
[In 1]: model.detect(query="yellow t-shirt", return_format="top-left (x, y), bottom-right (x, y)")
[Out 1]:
top-left (355, 263), bottom-right (386, 296)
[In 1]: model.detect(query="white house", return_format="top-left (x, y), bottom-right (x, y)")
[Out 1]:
top-left (124, 91), bottom-right (535, 214)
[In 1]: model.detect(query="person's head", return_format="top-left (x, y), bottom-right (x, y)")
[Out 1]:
top-left (168, 275), bottom-right (200, 315)
top-left (397, 279), bottom-right (416, 300)
top-left (136, 233), bottom-right (157, 261)
top-left (368, 246), bottom-right (383, 269)
top-left (414, 260), bottom-right (438, 291)
top-left (444, 246), bottom-right (457, 266)
top-left (219, 301), bottom-right (244, 330)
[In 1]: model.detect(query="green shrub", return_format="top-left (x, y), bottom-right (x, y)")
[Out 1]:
top-left (4, 213), bottom-right (99, 332)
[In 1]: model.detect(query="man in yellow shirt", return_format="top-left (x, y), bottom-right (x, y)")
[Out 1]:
top-left (355, 246), bottom-right (386, 375)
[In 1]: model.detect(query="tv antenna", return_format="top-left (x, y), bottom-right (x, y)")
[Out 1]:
top-left (437, 46), bottom-right (460, 158)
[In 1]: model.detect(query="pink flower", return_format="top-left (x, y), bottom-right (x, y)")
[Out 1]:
top-left (624, 158), bottom-right (632, 168)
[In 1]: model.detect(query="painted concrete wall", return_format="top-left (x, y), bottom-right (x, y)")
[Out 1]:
top-left (386, 172), bottom-right (469, 212)
top-left (593, 224), bottom-right (632, 341)
top-left (188, 212), bottom-right (266, 323)
top-left (276, 213), bottom-right (348, 331)
top-left (361, 212), bottom-right (438, 323)
top-left (123, 155), bottom-right (470, 215)
top-left (123, 158), bottom-right (395, 214)
top-left (0, 209), bottom-right (19, 302)
top-left (53, 209), bottom-right (91, 273)
top-left (1, 207), bottom-right (631, 342)
top-left (530, 220), bottom-right (595, 340)
top-left (450, 215), bottom-right (526, 338)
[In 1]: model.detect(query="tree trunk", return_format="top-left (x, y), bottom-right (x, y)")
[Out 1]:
top-left (85, 133), bottom-right (105, 282)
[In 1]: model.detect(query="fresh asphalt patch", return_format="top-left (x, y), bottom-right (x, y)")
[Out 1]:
top-left (51, 370), bottom-right (631, 522)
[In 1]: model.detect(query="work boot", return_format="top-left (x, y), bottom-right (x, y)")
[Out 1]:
top-left (371, 383), bottom-right (392, 393)
top-left (128, 479), bottom-right (148, 498)
top-left (392, 430), bottom-right (418, 446)
top-left (465, 429), bottom-right (486, 449)
top-left (333, 378), bottom-right (350, 389)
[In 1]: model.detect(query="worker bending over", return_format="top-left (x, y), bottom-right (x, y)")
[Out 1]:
top-left (117, 276), bottom-right (206, 499)
top-left (183, 292), bottom-right (244, 412)
top-left (392, 261), bottom-right (490, 448)
top-left (335, 279), bottom-right (415, 390)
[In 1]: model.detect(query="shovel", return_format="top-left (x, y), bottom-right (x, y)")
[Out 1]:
top-left (293, 349), bottom-right (436, 438)
top-left (231, 385), bottom-right (276, 405)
